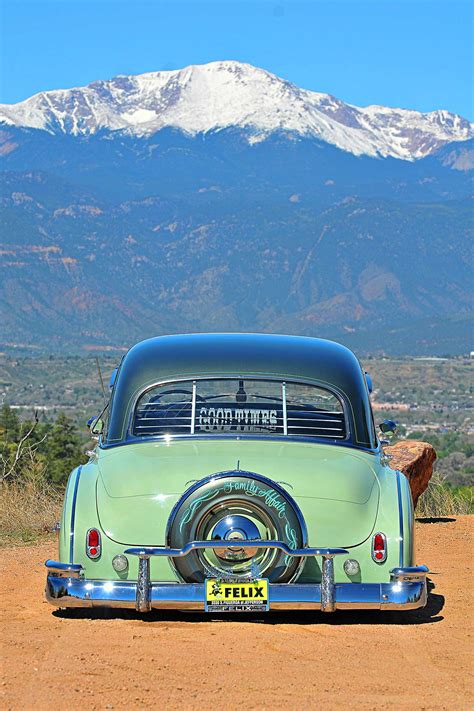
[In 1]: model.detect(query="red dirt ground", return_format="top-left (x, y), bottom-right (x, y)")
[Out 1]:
top-left (1, 517), bottom-right (473, 710)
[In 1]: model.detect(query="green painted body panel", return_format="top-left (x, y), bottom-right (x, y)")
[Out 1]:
top-left (58, 438), bottom-right (411, 585)
top-left (97, 440), bottom-right (379, 547)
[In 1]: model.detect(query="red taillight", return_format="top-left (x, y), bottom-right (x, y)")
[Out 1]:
top-left (86, 528), bottom-right (101, 559)
top-left (372, 532), bottom-right (387, 563)
top-left (88, 529), bottom-right (99, 546)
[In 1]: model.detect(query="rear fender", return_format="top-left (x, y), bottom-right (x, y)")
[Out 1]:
top-left (64, 460), bottom-right (176, 582)
top-left (58, 466), bottom-right (83, 563)
top-left (316, 467), bottom-right (412, 585)
top-left (59, 462), bottom-right (101, 565)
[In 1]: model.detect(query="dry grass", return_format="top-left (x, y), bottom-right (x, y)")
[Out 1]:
top-left (416, 472), bottom-right (473, 518)
top-left (0, 473), bottom-right (62, 546)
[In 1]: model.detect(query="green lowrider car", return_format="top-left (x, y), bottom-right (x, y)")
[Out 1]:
top-left (46, 333), bottom-right (428, 613)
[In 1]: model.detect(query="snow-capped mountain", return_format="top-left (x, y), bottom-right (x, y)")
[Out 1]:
top-left (0, 60), bottom-right (472, 161)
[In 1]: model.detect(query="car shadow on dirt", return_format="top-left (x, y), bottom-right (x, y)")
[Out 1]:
top-left (53, 578), bottom-right (444, 626)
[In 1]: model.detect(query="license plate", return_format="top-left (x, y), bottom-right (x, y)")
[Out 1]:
top-left (205, 578), bottom-right (269, 612)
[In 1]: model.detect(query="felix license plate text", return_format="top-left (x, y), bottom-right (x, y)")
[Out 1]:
top-left (205, 578), bottom-right (269, 612)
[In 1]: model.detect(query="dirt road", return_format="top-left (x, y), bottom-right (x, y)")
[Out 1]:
top-left (1, 517), bottom-right (472, 710)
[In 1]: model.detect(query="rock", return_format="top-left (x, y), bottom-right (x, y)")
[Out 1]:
top-left (386, 440), bottom-right (437, 507)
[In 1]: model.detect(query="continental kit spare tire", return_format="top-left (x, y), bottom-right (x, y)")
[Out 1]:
top-left (166, 471), bottom-right (307, 583)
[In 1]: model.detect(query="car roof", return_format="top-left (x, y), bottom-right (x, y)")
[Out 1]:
top-left (106, 333), bottom-right (375, 448)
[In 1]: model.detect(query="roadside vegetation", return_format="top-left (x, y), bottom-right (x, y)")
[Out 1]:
top-left (416, 473), bottom-right (473, 518)
top-left (0, 405), bottom-right (85, 545)
top-left (0, 469), bottom-right (63, 546)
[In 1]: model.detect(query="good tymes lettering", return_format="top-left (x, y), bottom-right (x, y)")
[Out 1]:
top-left (199, 407), bottom-right (278, 432)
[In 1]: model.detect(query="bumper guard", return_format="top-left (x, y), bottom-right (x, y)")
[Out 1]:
top-left (45, 540), bottom-right (429, 613)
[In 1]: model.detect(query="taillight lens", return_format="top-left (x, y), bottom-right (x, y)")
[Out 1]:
top-left (372, 532), bottom-right (387, 563)
top-left (86, 528), bottom-right (101, 559)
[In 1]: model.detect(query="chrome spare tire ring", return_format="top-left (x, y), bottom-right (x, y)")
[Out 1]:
top-left (166, 470), bottom-right (307, 583)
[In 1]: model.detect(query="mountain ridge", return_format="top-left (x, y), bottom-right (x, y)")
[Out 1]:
top-left (1, 60), bottom-right (472, 161)
top-left (0, 63), bottom-right (473, 354)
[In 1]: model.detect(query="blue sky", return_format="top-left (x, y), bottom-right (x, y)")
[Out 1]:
top-left (1, 0), bottom-right (472, 118)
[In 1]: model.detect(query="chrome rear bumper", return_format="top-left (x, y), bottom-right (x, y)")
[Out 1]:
top-left (45, 559), bottom-right (429, 613)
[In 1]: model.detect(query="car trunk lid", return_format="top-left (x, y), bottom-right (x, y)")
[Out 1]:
top-left (97, 439), bottom-right (380, 547)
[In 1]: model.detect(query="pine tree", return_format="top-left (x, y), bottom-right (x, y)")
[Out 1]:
top-left (46, 413), bottom-right (84, 484)
top-left (0, 404), bottom-right (21, 442)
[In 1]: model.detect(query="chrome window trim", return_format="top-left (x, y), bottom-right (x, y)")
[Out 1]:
top-left (282, 381), bottom-right (288, 436)
top-left (190, 380), bottom-right (197, 435)
top-left (128, 374), bottom-right (351, 444)
top-left (100, 433), bottom-right (378, 453)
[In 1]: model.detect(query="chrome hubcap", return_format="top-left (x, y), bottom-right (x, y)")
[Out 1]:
top-left (194, 500), bottom-right (278, 578)
top-left (212, 515), bottom-right (260, 561)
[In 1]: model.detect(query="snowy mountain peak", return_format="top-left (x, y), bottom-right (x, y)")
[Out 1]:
top-left (0, 60), bottom-right (472, 160)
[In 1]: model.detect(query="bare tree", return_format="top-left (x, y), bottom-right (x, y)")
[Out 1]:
top-left (0, 411), bottom-right (48, 482)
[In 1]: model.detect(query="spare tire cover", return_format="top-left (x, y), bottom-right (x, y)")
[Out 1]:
top-left (166, 471), bottom-right (307, 583)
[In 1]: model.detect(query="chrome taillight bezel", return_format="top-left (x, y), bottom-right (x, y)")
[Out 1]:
top-left (86, 527), bottom-right (102, 559)
top-left (371, 531), bottom-right (387, 563)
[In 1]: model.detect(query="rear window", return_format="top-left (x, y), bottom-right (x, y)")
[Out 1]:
top-left (132, 379), bottom-right (346, 440)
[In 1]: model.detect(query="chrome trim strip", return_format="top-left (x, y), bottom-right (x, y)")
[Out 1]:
top-left (190, 380), bottom-right (197, 435)
top-left (104, 433), bottom-right (369, 450)
top-left (69, 466), bottom-right (82, 564)
top-left (395, 471), bottom-right (404, 567)
top-left (282, 381), bottom-right (288, 435)
top-left (45, 568), bottom-right (428, 612)
top-left (406, 484), bottom-right (415, 565)
top-left (125, 541), bottom-right (348, 559)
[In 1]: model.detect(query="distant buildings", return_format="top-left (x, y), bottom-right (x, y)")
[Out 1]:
top-left (372, 402), bottom-right (410, 412)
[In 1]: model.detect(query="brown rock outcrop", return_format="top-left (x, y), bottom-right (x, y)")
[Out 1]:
top-left (386, 440), bottom-right (437, 507)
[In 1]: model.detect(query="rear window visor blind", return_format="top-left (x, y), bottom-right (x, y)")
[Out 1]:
top-left (133, 379), bottom-right (346, 439)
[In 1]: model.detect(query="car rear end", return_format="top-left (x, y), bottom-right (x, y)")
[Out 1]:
top-left (45, 334), bottom-right (428, 614)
